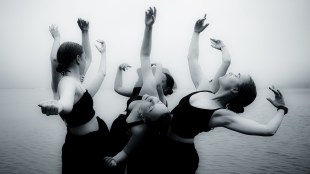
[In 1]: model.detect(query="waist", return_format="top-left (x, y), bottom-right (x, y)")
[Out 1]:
top-left (68, 116), bottom-right (99, 136)
top-left (167, 127), bottom-right (194, 144)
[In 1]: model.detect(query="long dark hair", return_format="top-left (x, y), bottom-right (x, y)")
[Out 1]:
top-left (56, 42), bottom-right (83, 75)
top-left (227, 76), bottom-right (257, 113)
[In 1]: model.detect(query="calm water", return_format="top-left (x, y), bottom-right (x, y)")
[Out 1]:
top-left (0, 88), bottom-right (309, 174)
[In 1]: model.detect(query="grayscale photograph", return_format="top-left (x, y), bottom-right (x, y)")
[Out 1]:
top-left (0, 0), bottom-right (309, 173)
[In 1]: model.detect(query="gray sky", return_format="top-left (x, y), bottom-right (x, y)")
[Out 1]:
top-left (0, 0), bottom-right (309, 89)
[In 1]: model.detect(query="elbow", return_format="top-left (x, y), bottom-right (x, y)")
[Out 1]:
top-left (262, 129), bottom-right (277, 137)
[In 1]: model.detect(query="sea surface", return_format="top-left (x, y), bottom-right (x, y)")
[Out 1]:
top-left (0, 88), bottom-right (309, 174)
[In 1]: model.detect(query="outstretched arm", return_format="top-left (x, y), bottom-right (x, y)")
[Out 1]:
top-left (139, 7), bottom-right (158, 97)
top-left (114, 63), bottom-right (133, 97)
top-left (84, 40), bottom-right (107, 97)
top-left (49, 25), bottom-right (62, 98)
top-left (209, 39), bottom-right (231, 93)
top-left (210, 87), bottom-right (288, 136)
top-left (77, 18), bottom-right (92, 78)
top-left (187, 14), bottom-right (210, 90)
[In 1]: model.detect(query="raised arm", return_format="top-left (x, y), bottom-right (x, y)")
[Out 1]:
top-left (187, 14), bottom-right (210, 90)
top-left (114, 63), bottom-right (133, 97)
top-left (84, 40), bottom-right (107, 97)
top-left (139, 7), bottom-right (158, 97)
top-left (209, 39), bottom-right (231, 93)
top-left (210, 87), bottom-right (288, 136)
top-left (49, 25), bottom-right (62, 98)
top-left (77, 18), bottom-right (92, 78)
top-left (152, 63), bottom-right (167, 104)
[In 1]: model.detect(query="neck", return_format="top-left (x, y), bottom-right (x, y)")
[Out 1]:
top-left (212, 89), bottom-right (235, 108)
top-left (64, 67), bottom-right (81, 80)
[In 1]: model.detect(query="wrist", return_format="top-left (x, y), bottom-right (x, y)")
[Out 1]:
top-left (277, 105), bottom-right (288, 115)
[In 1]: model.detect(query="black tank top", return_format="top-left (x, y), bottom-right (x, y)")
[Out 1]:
top-left (60, 90), bottom-right (95, 127)
top-left (171, 91), bottom-right (220, 138)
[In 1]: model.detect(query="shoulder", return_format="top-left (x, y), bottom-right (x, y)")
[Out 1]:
top-left (209, 109), bottom-right (237, 127)
top-left (57, 77), bottom-right (78, 93)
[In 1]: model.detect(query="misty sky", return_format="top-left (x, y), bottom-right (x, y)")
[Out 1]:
top-left (0, 0), bottom-right (309, 89)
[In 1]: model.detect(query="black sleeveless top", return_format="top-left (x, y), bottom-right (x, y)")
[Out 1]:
top-left (60, 90), bottom-right (95, 127)
top-left (171, 90), bottom-right (220, 138)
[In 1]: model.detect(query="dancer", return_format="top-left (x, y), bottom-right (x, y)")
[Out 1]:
top-left (39, 19), bottom-right (110, 173)
top-left (160, 15), bottom-right (289, 174)
top-left (104, 7), bottom-right (171, 174)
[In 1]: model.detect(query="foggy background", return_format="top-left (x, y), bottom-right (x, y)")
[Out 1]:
top-left (0, 0), bottom-right (309, 90)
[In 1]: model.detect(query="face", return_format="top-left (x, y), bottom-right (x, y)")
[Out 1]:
top-left (219, 72), bottom-right (250, 92)
top-left (139, 95), bottom-right (169, 123)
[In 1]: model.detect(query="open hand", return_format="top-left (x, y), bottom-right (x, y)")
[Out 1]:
top-left (103, 156), bottom-right (117, 167)
top-left (194, 14), bottom-right (209, 33)
top-left (95, 40), bottom-right (106, 53)
top-left (266, 86), bottom-right (286, 110)
top-left (210, 38), bottom-right (225, 50)
top-left (145, 7), bottom-right (156, 27)
top-left (38, 100), bottom-right (62, 116)
top-left (49, 24), bottom-right (60, 39)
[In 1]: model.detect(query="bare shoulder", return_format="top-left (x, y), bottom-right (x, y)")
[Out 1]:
top-left (209, 109), bottom-right (237, 127)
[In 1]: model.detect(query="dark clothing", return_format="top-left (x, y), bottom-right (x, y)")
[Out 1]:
top-left (62, 117), bottom-right (111, 174)
top-left (110, 87), bottom-right (167, 174)
top-left (60, 90), bottom-right (95, 127)
top-left (171, 90), bottom-right (220, 138)
top-left (161, 90), bottom-right (221, 173)
top-left (160, 137), bottom-right (199, 174)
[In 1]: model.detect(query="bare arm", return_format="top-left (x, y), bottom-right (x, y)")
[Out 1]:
top-left (49, 25), bottom-right (62, 97)
top-left (187, 15), bottom-right (210, 90)
top-left (77, 18), bottom-right (92, 75)
top-left (139, 7), bottom-right (158, 97)
top-left (209, 39), bottom-right (231, 93)
top-left (152, 63), bottom-right (167, 104)
top-left (84, 40), bottom-right (107, 97)
top-left (209, 87), bottom-right (288, 136)
top-left (114, 63), bottom-right (133, 97)
top-left (38, 77), bottom-right (76, 116)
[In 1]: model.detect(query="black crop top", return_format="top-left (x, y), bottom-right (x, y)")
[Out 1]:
top-left (60, 90), bottom-right (95, 127)
top-left (170, 90), bottom-right (220, 138)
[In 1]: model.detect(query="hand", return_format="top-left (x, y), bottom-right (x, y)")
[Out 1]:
top-left (95, 40), bottom-right (106, 53)
top-left (210, 38), bottom-right (225, 50)
top-left (266, 86), bottom-right (287, 113)
top-left (103, 156), bottom-right (117, 167)
top-left (38, 100), bottom-right (62, 116)
top-left (119, 63), bottom-right (132, 71)
top-left (77, 18), bottom-right (89, 32)
top-left (49, 24), bottom-right (60, 39)
top-left (194, 14), bottom-right (209, 33)
top-left (145, 7), bottom-right (156, 27)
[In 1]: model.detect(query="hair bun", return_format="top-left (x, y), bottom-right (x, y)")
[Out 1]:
top-left (56, 63), bottom-right (68, 75)
top-left (226, 103), bottom-right (244, 113)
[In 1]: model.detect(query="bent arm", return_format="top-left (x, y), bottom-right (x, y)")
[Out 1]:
top-left (114, 66), bottom-right (133, 97)
top-left (49, 26), bottom-right (62, 97)
top-left (210, 46), bottom-right (231, 93)
top-left (210, 109), bottom-right (286, 136)
top-left (84, 50), bottom-right (106, 97)
top-left (113, 124), bottom-right (148, 164)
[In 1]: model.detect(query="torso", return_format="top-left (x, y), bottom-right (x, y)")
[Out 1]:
top-left (59, 77), bottom-right (99, 136)
top-left (170, 90), bottom-right (222, 139)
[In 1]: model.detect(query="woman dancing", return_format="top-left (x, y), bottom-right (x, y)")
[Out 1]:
top-left (39, 18), bottom-right (110, 173)
top-left (160, 15), bottom-right (288, 174)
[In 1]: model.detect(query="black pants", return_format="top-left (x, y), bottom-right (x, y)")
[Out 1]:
top-left (62, 116), bottom-right (111, 174)
top-left (160, 137), bottom-right (199, 174)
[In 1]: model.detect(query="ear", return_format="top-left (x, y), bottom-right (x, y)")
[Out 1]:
top-left (230, 88), bottom-right (239, 94)
top-left (76, 55), bottom-right (81, 65)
